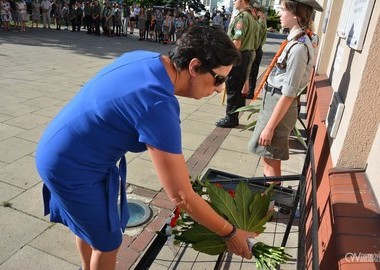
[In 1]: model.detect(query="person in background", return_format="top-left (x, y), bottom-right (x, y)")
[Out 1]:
top-left (41, 0), bottom-right (51, 28)
top-left (69, 3), bottom-right (76, 31)
top-left (144, 7), bottom-right (151, 40)
top-left (148, 13), bottom-right (156, 41)
top-left (10, 0), bottom-right (18, 29)
top-left (154, 8), bottom-right (163, 42)
top-left (83, 0), bottom-right (92, 33)
top-left (242, 4), bottom-right (267, 99)
top-left (113, 3), bottom-right (122, 37)
top-left (162, 12), bottom-right (172, 44)
top-left (121, 2), bottom-right (129, 36)
top-left (75, 1), bottom-right (83, 31)
top-left (31, 0), bottom-right (41, 28)
top-left (102, 1), bottom-right (113, 36)
top-left (248, 0), bottom-right (323, 182)
top-left (1, 0), bottom-right (12, 31)
top-left (137, 6), bottom-right (145, 40)
top-left (174, 14), bottom-right (185, 41)
top-left (91, 0), bottom-right (100, 35)
top-left (215, 0), bottom-right (258, 128)
top-left (61, 1), bottom-right (69, 30)
top-left (133, 3), bottom-right (139, 24)
top-left (203, 10), bottom-right (210, 26)
top-left (129, 5), bottom-right (135, 34)
top-left (54, 0), bottom-right (62, 30)
top-left (212, 10), bottom-right (223, 30)
top-left (36, 26), bottom-right (257, 270)
top-left (15, 0), bottom-right (27, 31)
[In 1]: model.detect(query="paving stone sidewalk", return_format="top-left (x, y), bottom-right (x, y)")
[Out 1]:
top-left (0, 28), bottom-right (302, 270)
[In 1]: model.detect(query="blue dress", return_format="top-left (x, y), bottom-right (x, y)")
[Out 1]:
top-left (36, 51), bottom-right (182, 251)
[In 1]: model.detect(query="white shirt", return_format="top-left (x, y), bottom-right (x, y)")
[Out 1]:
top-left (41, 0), bottom-right (51, 11)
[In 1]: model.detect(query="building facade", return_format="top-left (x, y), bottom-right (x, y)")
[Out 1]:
top-left (303, 0), bottom-right (380, 269)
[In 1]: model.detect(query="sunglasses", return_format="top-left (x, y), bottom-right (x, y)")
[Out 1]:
top-left (208, 69), bottom-right (227, 86)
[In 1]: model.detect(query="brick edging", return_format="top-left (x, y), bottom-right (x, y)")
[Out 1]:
top-left (116, 126), bottom-right (232, 268)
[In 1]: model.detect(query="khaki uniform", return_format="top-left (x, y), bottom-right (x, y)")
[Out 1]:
top-left (248, 28), bottom-right (315, 160)
top-left (221, 9), bottom-right (256, 124)
top-left (247, 15), bottom-right (267, 98)
top-left (228, 9), bottom-right (257, 52)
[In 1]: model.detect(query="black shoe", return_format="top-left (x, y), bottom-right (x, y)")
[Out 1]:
top-left (215, 116), bottom-right (238, 128)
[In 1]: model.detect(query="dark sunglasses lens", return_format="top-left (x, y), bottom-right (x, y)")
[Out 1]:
top-left (215, 75), bottom-right (226, 86)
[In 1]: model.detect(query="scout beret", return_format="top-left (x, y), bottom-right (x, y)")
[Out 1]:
top-left (291, 0), bottom-right (323, 12)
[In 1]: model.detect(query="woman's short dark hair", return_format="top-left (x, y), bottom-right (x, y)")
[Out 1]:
top-left (169, 26), bottom-right (241, 73)
top-left (283, 0), bottom-right (314, 30)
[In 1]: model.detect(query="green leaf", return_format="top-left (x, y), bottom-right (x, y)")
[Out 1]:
top-left (234, 181), bottom-right (254, 230)
top-left (293, 126), bottom-right (307, 149)
top-left (241, 120), bottom-right (257, 131)
top-left (233, 104), bottom-right (260, 113)
top-left (192, 238), bottom-right (226, 255)
top-left (206, 182), bottom-right (240, 226)
top-left (246, 191), bottom-right (272, 232)
top-left (178, 224), bottom-right (219, 243)
top-left (250, 210), bottom-right (274, 233)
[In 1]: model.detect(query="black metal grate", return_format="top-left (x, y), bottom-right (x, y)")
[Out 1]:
top-left (135, 125), bottom-right (319, 270)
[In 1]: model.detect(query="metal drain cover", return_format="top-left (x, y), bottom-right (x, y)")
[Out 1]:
top-left (126, 199), bottom-right (152, 228)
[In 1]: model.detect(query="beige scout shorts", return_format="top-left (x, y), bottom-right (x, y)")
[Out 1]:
top-left (248, 88), bottom-right (297, 160)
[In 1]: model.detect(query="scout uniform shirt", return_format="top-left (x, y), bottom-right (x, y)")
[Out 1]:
top-left (267, 28), bottom-right (314, 97)
top-left (228, 8), bottom-right (256, 52)
top-left (258, 16), bottom-right (267, 47)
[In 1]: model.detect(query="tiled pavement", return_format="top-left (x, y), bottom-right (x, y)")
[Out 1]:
top-left (0, 27), bottom-right (304, 269)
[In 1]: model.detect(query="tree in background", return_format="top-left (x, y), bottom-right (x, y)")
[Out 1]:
top-left (266, 7), bottom-right (280, 31)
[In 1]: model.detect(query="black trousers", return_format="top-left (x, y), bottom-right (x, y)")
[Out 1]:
top-left (93, 17), bottom-right (101, 35)
top-left (225, 50), bottom-right (254, 120)
top-left (85, 15), bottom-right (92, 33)
top-left (248, 46), bottom-right (263, 98)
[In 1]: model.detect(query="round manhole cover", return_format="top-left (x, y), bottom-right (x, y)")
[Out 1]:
top-left (125, 199), bottom-right (152, 228)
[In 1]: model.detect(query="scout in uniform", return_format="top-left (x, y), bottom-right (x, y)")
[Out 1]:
top-left (248, 0), bottom-right (323, 182)
top-left (244, 4), bottom-right (267, 99)
top-left (215, 0), bottom-right (258, 128)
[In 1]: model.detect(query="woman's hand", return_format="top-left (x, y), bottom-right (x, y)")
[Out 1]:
top-left (225, 228), bottom-right (258, 259)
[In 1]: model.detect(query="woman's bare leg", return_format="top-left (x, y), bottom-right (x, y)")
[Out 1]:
top-left (76, 236), bottom-right (119, 270)
top-left (76, 236), bottom-right (92, 270)
top-left (90, 247), bottom-right (119, 270)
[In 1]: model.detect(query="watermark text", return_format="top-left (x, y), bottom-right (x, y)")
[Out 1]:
top-left (345, 252), bottom-right (380, 263)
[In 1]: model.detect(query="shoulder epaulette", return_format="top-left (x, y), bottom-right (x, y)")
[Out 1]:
top-left (282, 36), bottom-right (311, 67)
top-left (297, 36), bottom-right (306, 43)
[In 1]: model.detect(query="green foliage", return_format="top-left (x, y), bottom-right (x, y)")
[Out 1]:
top-left (162, 181), bottom-right (292, 268)
top-left (234, 103), bottom-right (261, 131)
top-left (234, 101), bottom-right (307, 149)
top-left (266, 7), bottom-right (281, 31)
top-left (206, 181), bottom-right (241, 226)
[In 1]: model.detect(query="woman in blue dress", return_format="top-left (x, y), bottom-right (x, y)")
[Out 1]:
top-left (36, 26), bottom-right (257, 270)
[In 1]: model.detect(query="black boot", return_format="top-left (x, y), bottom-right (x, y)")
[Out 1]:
top-left (215, 115), bottom-right (238, 128)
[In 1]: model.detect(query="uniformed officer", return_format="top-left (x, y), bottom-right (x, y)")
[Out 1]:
top-left (245, 4), bottom-right (267, 99)
top-left (215, 0), bottom-right (258, 128)
top-left (248, 0), bottom-right (323, 182)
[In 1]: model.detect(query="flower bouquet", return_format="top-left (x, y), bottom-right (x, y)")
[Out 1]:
top-left (161, 179), bottom-right (292, 270)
